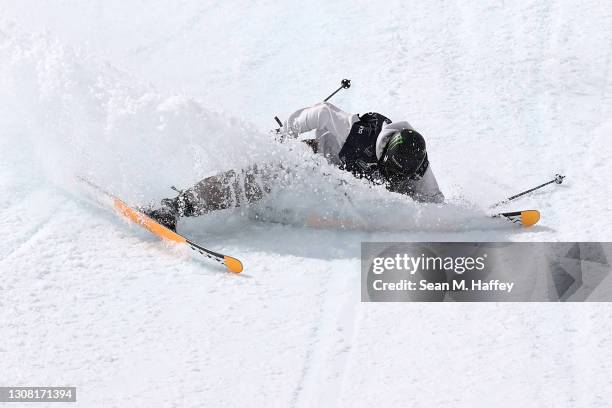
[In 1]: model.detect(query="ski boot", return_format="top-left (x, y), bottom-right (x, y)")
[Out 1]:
top-left (141, 198), bottom-right (179, 232)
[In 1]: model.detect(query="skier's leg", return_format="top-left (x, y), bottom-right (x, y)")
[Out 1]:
top-left (143, 163), bottom-right (284, 231)
top-left (176, 165), bottom-right (273, 216)
top-left (143, 165), bottom-right (274, 230)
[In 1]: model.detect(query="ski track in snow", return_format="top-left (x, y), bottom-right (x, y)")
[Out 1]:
top-left (1, 1), bottom-right (612, 407)
top-left (291, 261), bottom-right (361, 408)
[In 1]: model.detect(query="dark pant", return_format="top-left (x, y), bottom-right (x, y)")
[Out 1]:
top-left (175, 164), bottom-right (280, 217)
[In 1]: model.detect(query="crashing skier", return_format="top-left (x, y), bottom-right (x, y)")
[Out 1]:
top-left (143, 102), bottom-right (445, 231)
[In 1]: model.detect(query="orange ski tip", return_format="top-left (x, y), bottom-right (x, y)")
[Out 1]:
top-left (224, 256), bottom-right (243, 273)
top-left (521, 210), bottom-right (540, 227)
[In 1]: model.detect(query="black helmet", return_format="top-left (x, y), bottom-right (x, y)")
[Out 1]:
top-left (381, 129), bottom-right (428, 180)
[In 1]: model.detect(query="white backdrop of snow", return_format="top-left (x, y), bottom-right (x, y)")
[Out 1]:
top-left (1, 1), bottom-right (612, 407)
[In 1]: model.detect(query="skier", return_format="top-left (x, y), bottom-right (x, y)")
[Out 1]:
top-left (144, 102), bottom-right (444, 231)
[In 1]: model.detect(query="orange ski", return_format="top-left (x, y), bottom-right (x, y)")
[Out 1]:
top-left (79, 177), bottom-right (243, 273)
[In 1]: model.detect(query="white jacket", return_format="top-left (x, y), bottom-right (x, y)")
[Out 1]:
top-left (285, 102), bottom-right (444, 203)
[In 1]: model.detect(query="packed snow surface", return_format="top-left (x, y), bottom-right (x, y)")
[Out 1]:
top-left (1, 1), bottom-right (612, 407)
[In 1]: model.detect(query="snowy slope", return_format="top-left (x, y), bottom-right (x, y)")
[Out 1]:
top-left (1, 1), bottom-right (612, 407)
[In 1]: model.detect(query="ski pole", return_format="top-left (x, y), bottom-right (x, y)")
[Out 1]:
top-left (490, 174), bottom-right (565, 208)
top-left (324, 78), bottom-right (351, 102)
top-left (274, 78), bottom-right (351, 129)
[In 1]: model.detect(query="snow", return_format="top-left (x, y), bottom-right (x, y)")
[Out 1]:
top-left (1, 1), bottom-right (612, 406)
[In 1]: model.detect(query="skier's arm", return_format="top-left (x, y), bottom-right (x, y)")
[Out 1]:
top-left (283, 102), bottom-right (357, 140)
